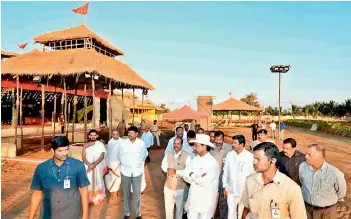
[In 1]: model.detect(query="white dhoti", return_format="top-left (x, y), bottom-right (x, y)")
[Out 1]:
top-left (105, 138), bottom-right (123, 193)
top-left (227, 194), bottom-right (243, 219)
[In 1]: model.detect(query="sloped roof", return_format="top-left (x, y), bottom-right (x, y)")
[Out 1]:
top-left (1, 48), bottom-right (154, 90)
top-left (34, 24), bottom-right (124, 56)
top-left (130, 99), bottom-right (157, 109)
top-left (113, 90), bottom-right (138, 99)
top-left (1, 50), bottom-right (19, 58)
top-left (162, 105), bottom-right (209, 120)
top-left (213, 97), bottom-right (262, 111)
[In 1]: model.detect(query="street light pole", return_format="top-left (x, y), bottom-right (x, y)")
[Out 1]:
top-left (278, 72), bottom-right (281, 141)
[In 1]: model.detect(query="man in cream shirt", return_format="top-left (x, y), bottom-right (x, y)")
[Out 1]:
top-left (222, 135), bottom-right (254, 219)
top-left (184, 134), bottom-right (219, 219)
top-left (161, 137), bottom-right (192, 219)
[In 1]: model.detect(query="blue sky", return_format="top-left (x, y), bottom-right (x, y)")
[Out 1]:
top-left (2, 1), bottom-right (350, 110)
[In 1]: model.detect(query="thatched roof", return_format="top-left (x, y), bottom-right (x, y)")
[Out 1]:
top-left (113, 90), bottom-right (138, 99)
top-left (1, 50), bottom-right (19, 58)
top-left (130, 99), bottom-right (156, 109)
top-left (213, 97), bottom-right (262, 111)
top-left (34, 24), bottom-right (124, 56)
top-left (1, 48), bottom-right (154, 90)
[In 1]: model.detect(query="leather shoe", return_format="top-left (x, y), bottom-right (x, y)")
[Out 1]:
top-left (123, 216), bottom-right (130, 219)
top-left (136, 216), bottom-right (142, 219)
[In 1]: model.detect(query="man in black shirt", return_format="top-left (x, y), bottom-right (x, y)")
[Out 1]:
top-left (251, 121), bottom-right (259, 141)
top-left (278, 138), bottom-right (305, 186)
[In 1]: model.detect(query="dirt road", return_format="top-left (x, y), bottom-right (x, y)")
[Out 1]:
top-left (1, 127), bottom-right (350, 218)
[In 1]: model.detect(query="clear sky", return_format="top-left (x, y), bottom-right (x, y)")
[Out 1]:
top-left (1, 1), bottom-right (350, 110)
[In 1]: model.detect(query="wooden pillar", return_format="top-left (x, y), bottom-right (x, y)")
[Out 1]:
top-left (11, 87), bottom-right (15, 128)
top-left (41, 84), bottom-right (45, 151)
top-left (84, 84), bottom-right (88, 143)
top-left (53, 86), bottom-right (57, 135)
top-left (121, 88), bottom-right (124, 124)
top-left (67, 102), bottom-right (71, 137)
top-left (91, 76), bottom-right (96, 128)
top-left (72, 83), bottom-right (78, 143)
top-left (108, 80), bottom-right (112, 139)
top-left (63, 78), bottom-right (68, 137)
top-left (15, 76), bottom-right (19, 148)
top-left (132, 88), bottom-right (135, 124)
top-left (20, 83), bottom-right (23, 149)
top-left (141, 91), bottom-right (144, 121)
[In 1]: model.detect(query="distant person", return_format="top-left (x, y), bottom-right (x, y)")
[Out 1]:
top-left (249, 129), bottom-right (275, 151)
top-left (261, 120), bottom-right (266, 130)
top-left (209, 130), bottom-right (216, 144)
top-left (280, 121), bottom-right (286, 140)
top-left (251, 121), bottom-right (259, 141)
top-left (184, 123), bottom-right (190, 133)
top-left (269, 120), bottom-right (276, 139)
top-left (278, 138), bottom-right (305, 186)
top-left (82, 129), bottom-right (107, 205)
top-left (299, 144), bottom-right (346, 219)
top-left (165, 127), bottom-right (186, 154)
top-left (29, 136), bottom-right (89, 219)
top-left (141, 125), bottom-right (154, 163)
top-left (118, 126), bottom-right (148, 219)
top-left (150, 120), bottom-right (161, 148)
top-left (197, 127), bottom-right (205, 134)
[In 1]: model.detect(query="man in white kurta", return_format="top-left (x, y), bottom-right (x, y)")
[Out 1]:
top-left (162, 137), bottom-right (192, 219)
top-left (105, 130), bottom-right (124, 199)
top-left (82, 129), bottom-right (107, 205)
top-left (184, 134), bottom-right (219, 219)
top-left (222, 135), bottom-right (255, 219)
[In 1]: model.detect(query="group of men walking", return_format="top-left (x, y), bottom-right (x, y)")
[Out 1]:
top-left (28, 121), bottom-right (347, 219)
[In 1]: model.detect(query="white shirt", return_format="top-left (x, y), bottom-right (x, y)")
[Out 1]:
top-left (118, 138), bottom-right (148, 177)
top-left (184, 152), bottom-right (219, 214)
top-left (223, 149), bottom-right (255, 196)
top-left (161, 150), bottom-right (192, 177)
top-left (106, 138), bottom-right (124, 168)
top-left (270, 122), bottom-right (277, 130)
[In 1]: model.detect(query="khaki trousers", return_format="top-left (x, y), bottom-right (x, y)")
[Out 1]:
top-left (305, 204), bottom-right (337, 219)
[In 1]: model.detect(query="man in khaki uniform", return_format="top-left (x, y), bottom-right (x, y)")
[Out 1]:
top-left (161, 137), bottom-right (191, 219)
top-left (150, 120), bottom-right (160, 147)
top-left (241, 142), bottom-right (307, 219)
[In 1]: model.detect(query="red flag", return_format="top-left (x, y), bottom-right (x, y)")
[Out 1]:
top-left (72, 2), bottom-right (89, 15)
top-left (18, 42), bottom-right (28, 49)
top-left (229, 91), bottom-right (232, 96)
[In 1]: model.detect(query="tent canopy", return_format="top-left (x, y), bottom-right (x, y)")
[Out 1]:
top-left (162, 105), bottom-right (209, 120)
top-left (213, 97), bottom-right (262, 111)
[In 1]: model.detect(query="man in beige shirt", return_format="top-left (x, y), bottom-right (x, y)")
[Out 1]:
top-left (241, 142), bottom-right (307, 219)
top-left (150, 120), bottom-right (160, 147)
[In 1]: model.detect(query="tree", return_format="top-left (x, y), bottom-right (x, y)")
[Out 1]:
top-left (240, 93), bottom-right (261, 108)
top-left (159, 103), bottom-right (170, 113)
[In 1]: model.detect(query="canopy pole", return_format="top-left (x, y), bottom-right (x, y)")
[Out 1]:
top-left (92, 76), bottom-right (96, 128)
top-left (72, 82), bottom-right (78, 143)
top-left (84, 83), bottom-right (88, 143)
top-left (20, 83), bottom-right (23, 149)
top-left (67, 102), bottom-right (71, 138)
top-left (53, 86), bottom-right (57, 135)
top-left (141, 90), bottom-right (144, 121)
top-left (132, 88), bottom-right (135, 124)
top-left (63, 78), bottom-right (68, 137)
top-left (15, 76), bottom-right (19, 149)
top-left (41, 83), bottom-right (45, 151)
top-left (121, 88), bottom-right (124, 136)
top-left (11, 87), bottom-right (15, 128)
top-left (108, 79), bottom-right (112, 139)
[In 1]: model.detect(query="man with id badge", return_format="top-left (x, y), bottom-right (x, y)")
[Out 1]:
top-left (29, 136), bottom-right (90, 219)
top-left (240, 142), bottom-right (306, 219)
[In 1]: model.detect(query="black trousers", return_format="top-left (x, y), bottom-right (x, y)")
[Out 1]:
top-left (214, 170), bottom-right (228, 219)
top-left (252, 132), bottom-right (257, 141)
top-left (61, 125), bottom-right (65, 134)
top-left (146, 148), bottom-right (150, 163)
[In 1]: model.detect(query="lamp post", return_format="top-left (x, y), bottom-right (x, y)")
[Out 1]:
top-left (270, 65), bottom-right (291, 142)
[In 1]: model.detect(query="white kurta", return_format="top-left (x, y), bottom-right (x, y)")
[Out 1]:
top-left (223, 149), bottom-right (255, 219)
top-left (84, 141), bottom-right (107, 204)
top-left (184, 152), bottom-right (219, 217)
top-left (105, 138), bottom-right (123, 193)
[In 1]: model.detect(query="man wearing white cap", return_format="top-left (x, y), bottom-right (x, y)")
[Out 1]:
top-left (184, 134), bottom-right (219, 219)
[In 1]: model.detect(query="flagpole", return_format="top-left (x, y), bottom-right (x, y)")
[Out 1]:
top-left (84, 14), bottom-right (88, 25)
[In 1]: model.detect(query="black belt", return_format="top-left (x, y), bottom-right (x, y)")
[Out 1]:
top-left (305, 202), bottom-right (335, 210)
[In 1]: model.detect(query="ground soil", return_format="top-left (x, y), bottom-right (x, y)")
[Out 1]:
top-left (1, 127), bottom-right (351, 218)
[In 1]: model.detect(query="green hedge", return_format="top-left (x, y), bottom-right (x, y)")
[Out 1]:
top-left (286, 119), bottom-right (351, 138)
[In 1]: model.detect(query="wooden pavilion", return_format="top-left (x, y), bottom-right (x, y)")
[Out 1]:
top-left (1, 24), bottom-right (154, 151)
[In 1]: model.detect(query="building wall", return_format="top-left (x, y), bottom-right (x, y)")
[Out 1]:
top-left (197, 96), bottom-right (214, 130)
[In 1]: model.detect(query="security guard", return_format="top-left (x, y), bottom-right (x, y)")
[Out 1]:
top-left (29, 136), bottom-right (90, 219)
top-left (241, 142), bottom-right (306, 219)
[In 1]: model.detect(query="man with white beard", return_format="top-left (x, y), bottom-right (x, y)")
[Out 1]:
top-left (105, 130), bottom-right (124, 199)
top-left (184, 134), bottom-right (219, 219)
top-left (222, 135), bottom-right (254, 219)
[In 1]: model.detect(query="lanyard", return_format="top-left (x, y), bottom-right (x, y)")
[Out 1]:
top-left (51, 165), bottom-right (70, 182)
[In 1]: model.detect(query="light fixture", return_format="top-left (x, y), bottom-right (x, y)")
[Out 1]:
top-left (94, 74), bottom-right (99, 80)
top-left (270, 65), bottom-right (291, 73)
top-left (33, 76), bottom-right (40, 82)
top-left (85, 72), bottom-right (91, 78)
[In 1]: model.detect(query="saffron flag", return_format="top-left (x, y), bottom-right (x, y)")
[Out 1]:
top-left (229, 91), bottom-right (232, 96)
top-left (18, 42), bottom-right (28, 49)
top-left (72, 2), bottom-right (89, 15)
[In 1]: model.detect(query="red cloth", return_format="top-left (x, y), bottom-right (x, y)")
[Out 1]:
top-left (72, 2), bottom-right (89, 15)
top-left (162, 105), bottom-right (209, 121)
